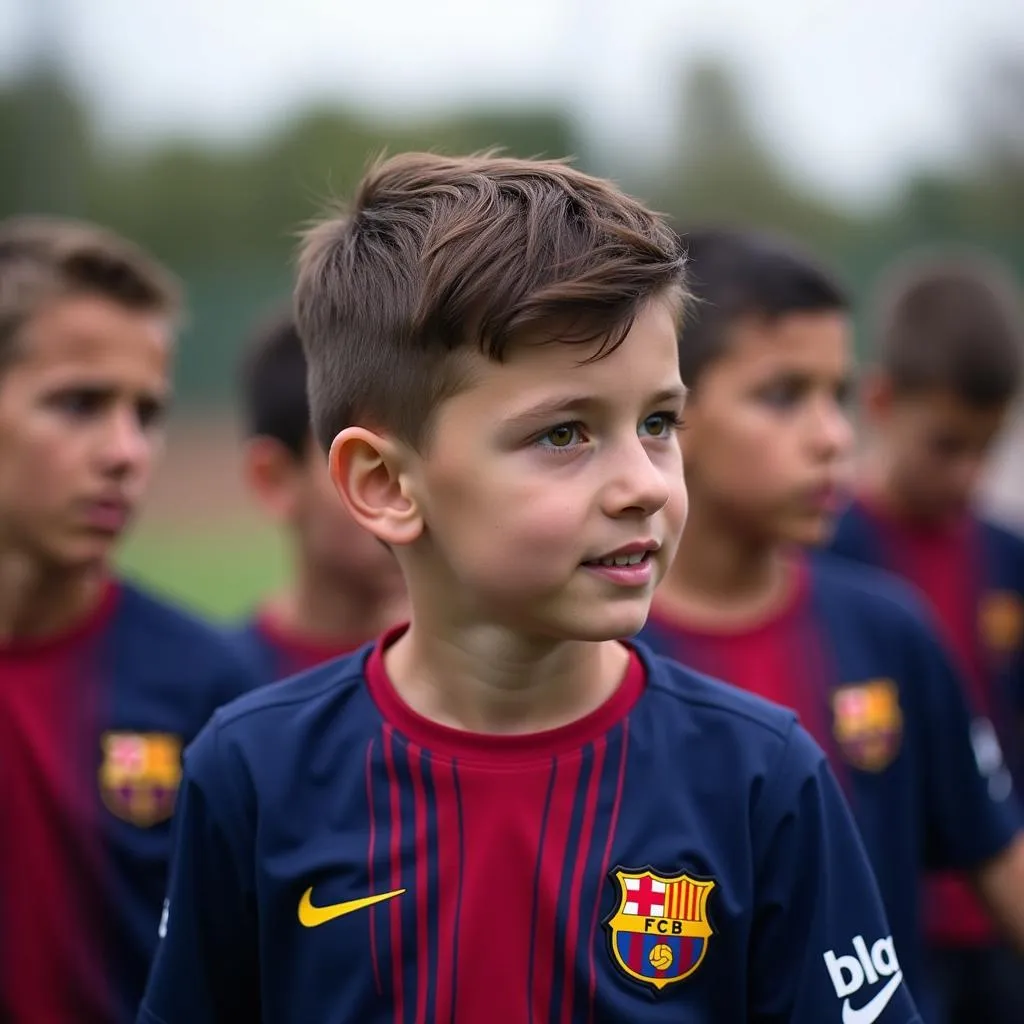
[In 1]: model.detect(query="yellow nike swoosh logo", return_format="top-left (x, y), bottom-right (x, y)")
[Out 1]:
top-left (297, 886), bottom-right (406, 928)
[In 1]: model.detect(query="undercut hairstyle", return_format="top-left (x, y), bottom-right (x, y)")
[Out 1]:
top-left (872, 251), bottom-right (1024, 408)
top-left (675, 227), bottom-right (848, 389)
top-left (239, 310), bottom-right (311, 459)
top-left (295, 151), bottom-right (688, 452)
top-left (0, 216), bottom-right (182, 372)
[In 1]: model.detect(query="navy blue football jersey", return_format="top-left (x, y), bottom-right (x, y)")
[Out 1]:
top-left (828, 501), bottom-right (1024, 952)
top-left (139, 629), bottom-right (921, 1023)
top-left (638, 552), bottom-right (1023, 1008)
top-left (0, 580), bottom-right (259, 1024)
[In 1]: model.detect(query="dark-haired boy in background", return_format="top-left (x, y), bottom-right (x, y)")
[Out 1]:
top-left (638, 227), bottom-right (1024, 1020)
top-left (233, 312), bottom-right (406, 682)
top-left (830, 253), bottom-right (1024, 1024)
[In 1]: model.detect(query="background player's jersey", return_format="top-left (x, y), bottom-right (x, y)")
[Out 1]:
top-left (140, 630), bottom-right (921, 1024)
top-left (0, 580), bottom-right (258, 1024)
top-left (829, 502), bottom-right (1024, 949)
top-left (229, 612), bottom-right (361, 685)
top-left (637, 553), bottom-right (1022, 1007)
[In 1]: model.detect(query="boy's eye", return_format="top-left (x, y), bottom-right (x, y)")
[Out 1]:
top-left (539, 423), bottom-right (582, 448)
top-left (641, 412), bottom-right (681, 437)
top-left (137, 398), bottom-right (166, 430)
top-left (51, 389), bottom-right (106, 417)
top-left (758, 380), bottom-right (803, 408)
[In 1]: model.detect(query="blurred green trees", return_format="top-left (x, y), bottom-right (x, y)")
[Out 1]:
top-left (2, 53), bottom-right (1022, 404)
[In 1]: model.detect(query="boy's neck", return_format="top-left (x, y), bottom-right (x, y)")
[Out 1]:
top-left (658, 505), bottom-right (792, 627)
top-left (267, 561), bottom-right (407, 645)
top-left (384, 620), bottom-right (629, 736)
top-left (0, 550), bottom-right (107, 645)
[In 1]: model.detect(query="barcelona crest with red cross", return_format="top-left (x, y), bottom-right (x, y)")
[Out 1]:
top-left (98, 731), bottom-right (182, 827)
top-left (605, 866), bottom-right (716, 991)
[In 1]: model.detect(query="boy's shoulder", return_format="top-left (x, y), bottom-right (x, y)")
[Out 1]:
top-left (641, 643), bottom-right (800, 743)
top-left (977, 514), bottom-right (1024, 562)
top-left (116, 580), bottom-right (252, 667)
top-left (221, 614), bottom-right (272, 671)
top-left (809, 549), bottom-right (934, 629)
top-left (199, 643), bottom-right (372, 747)
top-left (104, 581), bottom-right (262, 733)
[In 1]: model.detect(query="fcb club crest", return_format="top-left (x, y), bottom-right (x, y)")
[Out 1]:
top-left (99, 732), bottom-right (182, 827)
top-left (605, 867), bottom-right (716, 991)
top-left (831, 679), bottom-right (903, 772)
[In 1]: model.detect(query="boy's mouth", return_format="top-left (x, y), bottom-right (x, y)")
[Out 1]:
top-left (584, 551), bottom-right (651, 568)
top-left (582, 541), bottom-right (659, 568)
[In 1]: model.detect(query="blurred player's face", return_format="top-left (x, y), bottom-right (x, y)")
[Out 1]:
top-left (245, 434), bottom-right (404, 595)
top-left (863, 379), bottom-right (1009, 522)
top-left (682, 311), bottom-right (854, 547)
top-left (399, 298), bottom-right (688, 642)
top-left (0, 294), bottom-right (170, 571)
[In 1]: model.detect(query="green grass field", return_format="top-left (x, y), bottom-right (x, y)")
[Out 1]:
top-left (117, 524), bottom-right (288, 622)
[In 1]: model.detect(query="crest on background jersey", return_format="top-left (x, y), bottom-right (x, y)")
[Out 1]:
top-left (99, 732), bottom-right (182, 827)
top-left (832, 679), bottom-right (903, 772)
top-left (979, 591), bottom-right (1024, 657)
top-left (605, 867), bottom-right (716, 991)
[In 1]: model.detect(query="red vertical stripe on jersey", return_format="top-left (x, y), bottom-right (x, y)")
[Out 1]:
top-left (430, 758), bottom-right (461, 1024)
top-left (529, 757), bottom-right (581, 1023)
top-left (381, 725), bottom-right (405, 1022)
top-left (456, 764), bottom-right (556, 1023)
top-left (587, 722), bottom-right (629, 1022)
top-left (559, 736), bottom-right (605, 1024)
top-left (407, 744), bottom-right (430, 1024)
top-left (0, 597), bottom-right (115, 1024)
top-left (364, 738), bottom-right (382, 996)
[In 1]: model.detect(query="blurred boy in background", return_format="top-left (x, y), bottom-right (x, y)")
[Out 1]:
top-left (0, 217), bottom-right (256, 1023)
top-left (233, 310), bottom-right (406, 682)
top-left (829, 253), bottom-right (1024, 1024)
top-left (638, 227), bottom-right (1024, 1019)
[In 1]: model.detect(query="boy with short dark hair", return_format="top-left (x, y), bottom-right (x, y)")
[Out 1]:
top-left (140, 155), bottom-right (920, 1024)
top-left (637, 227), bottom-right (1024, 1021)
top-left (829, 252), bottom-right (1024, 1024)
top-left (0, 216), bottom-right (257, 1023)
top-left (233, 310), bottom-right (406, 681)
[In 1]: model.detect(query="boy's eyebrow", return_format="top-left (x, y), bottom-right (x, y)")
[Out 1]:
top-left (506, 386), bottom-right (688, 424)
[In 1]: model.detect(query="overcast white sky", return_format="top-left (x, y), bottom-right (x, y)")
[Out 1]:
top-left (1, 0), bottom-right (1022, 203)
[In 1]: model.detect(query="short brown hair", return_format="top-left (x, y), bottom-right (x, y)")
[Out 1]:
top-left (873, 251), bottom-right (1023, 407)
top-left (0, 216), bottom-right (182, 372)
top-left (295, 152), bottom-right (687, 451)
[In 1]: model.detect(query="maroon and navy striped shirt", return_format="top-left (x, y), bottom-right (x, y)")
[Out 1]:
top-left (139, 626), bottom-right (921, 1023)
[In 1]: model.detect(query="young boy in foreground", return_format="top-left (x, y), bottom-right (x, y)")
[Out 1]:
top-left (0, 217), bottom-right (257, 1023)
top-left (139, 155), bottom-right (920, 1023)
top-left (233, 311), bottom-right (406, 682)
top-left (637, 228), bottom-right (1024, 1021)
top-left (829, 253), bottom-right (1024, 1024)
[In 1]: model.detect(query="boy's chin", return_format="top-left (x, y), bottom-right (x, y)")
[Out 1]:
top-left (548, 603), bottom-right (652, 643)
top-left (780, 516), bottom-right (833, 549)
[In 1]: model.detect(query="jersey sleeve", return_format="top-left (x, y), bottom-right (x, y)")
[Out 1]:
top-left (911, 623), bottom-right (1024, 870)
top-left (750, 722), bottom-right (922, 1024)
top-left (136, 720), bottom-right (260, 1024)
top-left (209, 645), bottom-right (262, 708)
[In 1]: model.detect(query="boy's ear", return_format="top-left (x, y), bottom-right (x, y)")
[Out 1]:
top-left (328, 427), bottom-right (423, 547)
top-left (859, 367), bottom-right (896, 426)
top-left (242, 436), bottom-right (302, 522)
